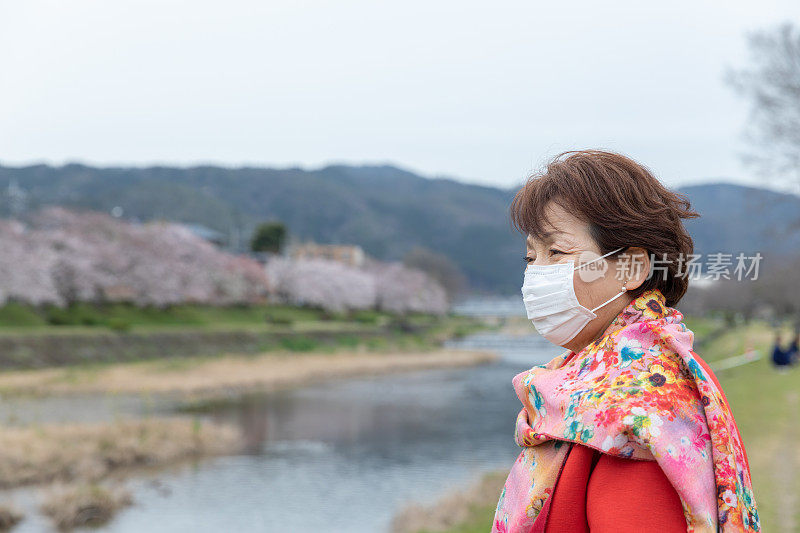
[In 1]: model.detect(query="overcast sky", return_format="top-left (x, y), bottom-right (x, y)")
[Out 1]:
top-left (2, 1), bottom-right (800, 192)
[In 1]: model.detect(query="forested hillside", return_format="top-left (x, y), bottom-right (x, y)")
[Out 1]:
top-left (0, 163), bottom-right (797, 294)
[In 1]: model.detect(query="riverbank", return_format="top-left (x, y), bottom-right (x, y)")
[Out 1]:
top-left (0, 417), bottom-right (242, 488)
top-left (390, 470), bottom-right (507, 533)
top-left (0, 347), bottom-right (499, 399)
top-left (0, 300), bottom-right (492, 370)
top-left (0, 415), bottom-right (244, 529)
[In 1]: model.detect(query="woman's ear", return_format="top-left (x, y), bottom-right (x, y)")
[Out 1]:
top-left (617, 247), bottom-right (650, 290)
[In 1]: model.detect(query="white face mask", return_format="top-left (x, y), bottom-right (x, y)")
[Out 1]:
top-left (521, 246), bottom-right (628, 346)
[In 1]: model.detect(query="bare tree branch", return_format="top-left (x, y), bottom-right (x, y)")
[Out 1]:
top-left (727, 22), bottom-right (800, 191)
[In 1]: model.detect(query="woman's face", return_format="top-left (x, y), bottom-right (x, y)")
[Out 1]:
top-left (524, 202), bottom-right (638, 352)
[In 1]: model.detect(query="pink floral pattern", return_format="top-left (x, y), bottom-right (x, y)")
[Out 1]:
top-left (492, 288), bottom-right (759, 532)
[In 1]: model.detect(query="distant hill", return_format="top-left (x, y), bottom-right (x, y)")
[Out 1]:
top-left (677, 182), bottom-right (800, 257)
top-left (0, 163), bottom-right (797, 295)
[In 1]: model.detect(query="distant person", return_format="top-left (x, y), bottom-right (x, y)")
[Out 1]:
top-left (772, 332), bottom-right (788, 367)
top-left (771, 331), bottom-right (794, 371)
top-left (786, 330), bottom-right (799, 366)
top-left (493, 150), bottom-right (758, 532)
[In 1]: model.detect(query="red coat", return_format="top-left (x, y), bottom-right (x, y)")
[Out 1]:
top-left (540, 350), bottom-right (749, 531)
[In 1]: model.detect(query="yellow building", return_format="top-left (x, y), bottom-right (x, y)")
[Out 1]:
top-left (288, 242), bottom-right (365, 268)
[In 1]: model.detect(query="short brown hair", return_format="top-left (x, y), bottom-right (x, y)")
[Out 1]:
top-left (509, 150), bottom-right (700, 306)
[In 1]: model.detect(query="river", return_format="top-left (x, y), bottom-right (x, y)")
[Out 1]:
top-left (8, 302), bottom-right (563, 533)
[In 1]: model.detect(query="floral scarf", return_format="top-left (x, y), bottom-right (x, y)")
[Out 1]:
top-left (492, 288), bottom-right (759, 532)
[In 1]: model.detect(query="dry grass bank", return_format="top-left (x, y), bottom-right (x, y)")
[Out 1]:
top-left (41, 483), bottom-right (132, 530)
top-left (0, 504), bottom-right (22, 531)
top-left (0, 348), bottom-right (499, 397)
top-left (390, 470), bottom-right (507, 533)
top-left (0, 417), bottom-right (242, 489)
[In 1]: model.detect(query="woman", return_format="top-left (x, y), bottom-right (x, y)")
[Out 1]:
top-left (492, 151), bottom-right (759, 532)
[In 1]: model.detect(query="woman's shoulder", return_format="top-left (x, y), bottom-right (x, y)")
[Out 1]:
top-left (688, 350), bottom-right (725, 392)
top-left (684, 349), bottom-right (753, 473)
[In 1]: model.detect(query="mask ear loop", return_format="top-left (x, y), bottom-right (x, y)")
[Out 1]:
top-left (584, 247), bottom-right (631, 313)
top-left (588, 281), bottom-right (629, 314)
top-left (573, 246), bottom-right (626, 272)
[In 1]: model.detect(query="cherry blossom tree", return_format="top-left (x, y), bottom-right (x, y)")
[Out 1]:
top-left (0, 207), bottom-right (449, 314)
top-left (367, 260), bottom-right (449, 315)
top-left (0, 207), bottom-right (270, 307)
top-left (0, 220), bottom-right (62, 305)
top-left (265, 256), bottom-right (449, 315)
top-left (265, 256), bottom-right (377, 312)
